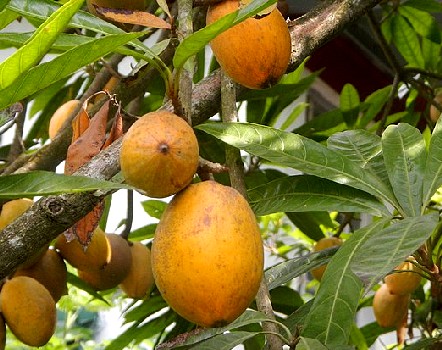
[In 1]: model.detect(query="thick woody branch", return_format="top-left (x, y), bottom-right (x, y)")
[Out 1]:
top-left (0, 0), bottom-right (382, 279)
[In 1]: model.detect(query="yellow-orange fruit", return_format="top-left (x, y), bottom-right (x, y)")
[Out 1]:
top-left (0, 198), bottom-right (33, 230)
top-left (373, 284), bottom-right (409, 328)
top-left (48, 99), bottom-right (81, 140)
top-left (78, 234), bottom-right (132, 291)
top-left (152, 180), bottom-right (264, 327)
top-left (0, 314), bottom-right (5, 350)
top-left (55, 227), bottom-right (111, 272)
top-left (120, 242), bottom-right (155, 299)
top-left (430, 93), bottom-right (442, 123)
top-left (310, 237), bottom-right (343, 281)
top-left (120, 111), bottom-right (199, 198)
top-left (385, 257), bottom-right (422, 296)
top-left (14, 248), bottom-right (68, 302)
top-left (206, 0), bottom-right (291, 89)
top-left (0, 276), bottom-right (56, 347)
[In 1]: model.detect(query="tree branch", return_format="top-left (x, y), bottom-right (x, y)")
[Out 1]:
top-left (0, 0), bottom-right (383, 280)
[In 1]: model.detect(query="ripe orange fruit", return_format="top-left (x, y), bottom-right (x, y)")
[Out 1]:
top-left (152, 180), bottom-right (264, 327)
top-left (310, 237), bottom-right (343, 281)
top-left (55, 227), bottom-right (111, 272)
top-left (373, 284), bottom-right (409, 328)
top-left (78, 234), bottom-right (132, 291)
top-left (206, 0), bottom-right (291, 89)
top-left (120, 242), bottom-right (155, 299)
top-left (0, 198), bottom-right (33, 230)
top-left (120, 111), bottom-right (199, 198)
top-left (0, 276), bottom-right (56, 347)
top-left (385, 257), bottom-right (422, 296)
top-left (48, 99), bottom-right (81, 140)
top-left (14, 248), bottom-right (68, 302)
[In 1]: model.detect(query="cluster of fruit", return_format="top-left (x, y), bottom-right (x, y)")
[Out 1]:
top-left (373, 258), bottom-right (422, 329)
top-left (0, 198), bottom-right (154, 348)
top-left (120, 110), bottom-right (264, 327)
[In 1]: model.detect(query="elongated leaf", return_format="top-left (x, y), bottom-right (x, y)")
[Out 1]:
top-left (286, 212), bottom-right (331, 241)
top-left (358, 85), bottom-right (391, 128)
top-left (327, 130), bottom-right (390, 186)
top-left (423, 118), bottom-right (442, 207)
top-left (173, 0), bottom-right (276, 68)
top-left (351, 213), bottom-right (438, 291)
top-left (0, 32), bottom-right (94, 51)
top-left (0, 32), bottom-right (140, 110)
top-left (197, 122), bottom-right (398, 207)
top-left (248, 175), bottom-right (389, 217)
top-left (189, 331), bottom-right (267, 350)
top-left (340, 83), bottom-right (360, 126)
top-left (296, 337), bottom-right (329, 350)
top-left (265, 247), bottom-right (339, 290)
top-left (141, 199), bottom-right (167, 220)
top-left (302, 219), bottom-right (390, 346)
top-left (7, 0), bottom-right (124, 35)
top-left (0, 0), bottom-right (84, 88)
top-left (171, 310), bottom-right (282, 348)
top-left (398, 5), bottom-right (435, 39)
top-left (0, 9), bottom-right (19, 30)
top-left (391, 14), bottom-right (425, 68)
top-left (403, 0), bottom-right (442, 12)
top-left (382, 123), bottom-right (426, 217)
top-left (0, 171), bottom-right (132, 199)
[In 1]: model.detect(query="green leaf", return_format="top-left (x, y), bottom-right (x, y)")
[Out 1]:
top-left (358, 85), bottom-right (392, 128)
top-left (172, 0), bottom-right (277, 68)
top-left (403, 336), bottom-right (442, 350)
top-left (0, 171), bottom-right (132, 199)
top-left (381, 123), bottom-right (426, 217)
top-left (421, 37), bottom-right (441, 71)
top-left (6, 0), bottom-right (124, 35)
top-left (197, 122), bottom-right (397, 207)
top-left (351, 213), bottom-right (438, 291)
top-left (141, 199), bottom-right (167, 220)
top-left (340, 83), bottom-right (360, 126)
top-left (0, 32), bottom-right (94, 51)
top-left (302, 219), bottom-right (389, 345)
top-left (0, 32), bottom-right (140, 110)
top-left (188, 331), bottom-right (267, 350)
top-left (296, 337), bottom-right (329, 350)
top-left (391, 14), bottom-right (425, 68)
top-left (123, 295), bottom-right (168, 323)
top-left (0, 0), bottom-right (84, 89)
top-left (248, 175), bottom-right (389, 217)
top-left (286, 212), bottom-right (331, 241)
top-left (293, 108), bottom-right (345, 139)
top-left (403, 0), bottom-right (442, 12)
top-left (423, 109), bottom-right (442, 207)
top-left (265, 247), bottom-right (339, 290)
top-left (327, 130), bottom-right (389, 186)
top-left (173, 310), bottom-right (287, 348)
top-left (399, 5), bottom-right (437, 38)
top-left (0, 9), bottom-right (19, 30)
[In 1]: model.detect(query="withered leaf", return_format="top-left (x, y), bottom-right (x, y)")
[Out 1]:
top-left (94, 5), bottom-right (171, 29)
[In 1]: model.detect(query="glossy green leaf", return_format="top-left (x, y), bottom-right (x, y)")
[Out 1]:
top-left (197, 122), bottom-right (397, 207)
top-left (423, 118), bottom-right (442, 207)
top-left (399, 5), bottom-right (436, 38)
top-left (302, 219), bottom-right (389, 345)
top-left (173, 0), bottom-right (277, 68)
top-left (421, 37), bottom-right (441, 71)
top-left (292, 109), bottom-right (345, 139)
top-left (340, 83), bottom-right (360, 126)
top-left (0, 32), bottom-right (94, 51)
top-left (391, 14), bottom-right (425, 67)
top-left (296, 337), bottom-right (329, 350)
top-left (248, 175), bottom-right (389, 217)
top-left (172, 310), bottom-right (288, 348)
top-left (0, 0), bottom-right (84, 89)
top-left (0, 32), bottom-right (140, 110)
top-left (351, 213), bottom-right (438, 291)
top-left (188, 331), bottom-right (267, 350)
top-left (265, 247), bottom-right (339, 290)
top-left (123, 295), bottom-right (168, 324)
top-left (382, 123), bottom-right (426, 217)
top-left (286, 212), bottom-right (331, 241)
top-left (6, 0), bottom-right (123, 35)
top-left (358, 85), bottom-right (392, 128)
top-left (0, 171), bottom-right (132, 199)
top-left (327, 130), bottom-right (389, 186)
top-left (141, 200), bottom-right (167, 220)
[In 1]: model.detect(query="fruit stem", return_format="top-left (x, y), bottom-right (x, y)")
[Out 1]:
top-left (220, 71), bottom-right (285, 350)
